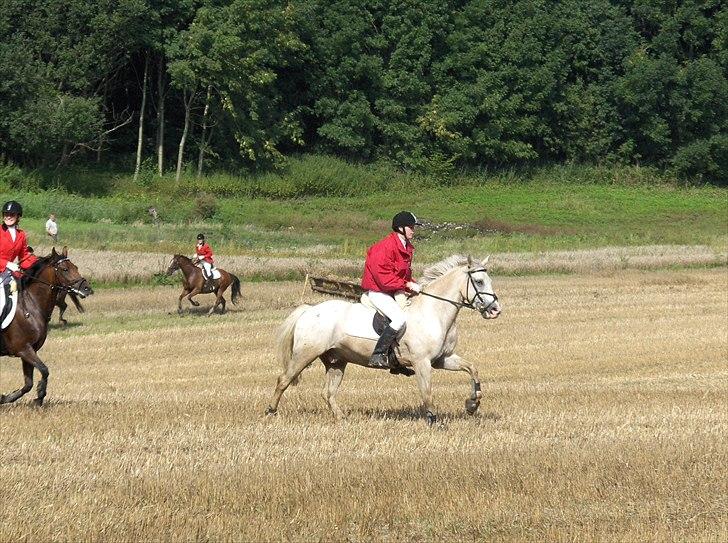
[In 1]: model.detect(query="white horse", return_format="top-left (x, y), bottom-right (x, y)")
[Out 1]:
top-left (266, 255), bottom-right (501, 424)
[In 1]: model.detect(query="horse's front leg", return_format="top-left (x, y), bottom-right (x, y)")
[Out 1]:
top-left (187, 287), bottom-right (201, 307)
top-left (413, 359), bottom-right (437, 425)
top-left (432, 354), bottom-right (482, 415)
top-left (56, 296), bottom-right (68, 325)
top-left (0, 360), bottom-right (34, 405)
top-left (17, 346), bottom-right (50, 406)
top-left (178, 288), bottom-right (191, 314)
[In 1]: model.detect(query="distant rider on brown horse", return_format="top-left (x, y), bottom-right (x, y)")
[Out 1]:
top-left (361, 211), bottom-right (422, 374)
top-left (193, 233), bottom-right (216, 290)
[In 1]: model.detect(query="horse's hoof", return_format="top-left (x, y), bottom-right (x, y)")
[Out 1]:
top-left (465, 398), bottom-right (480, 415)
top-left (33, 398), bottom-right (44, 407)
top-left (0, 394), bottom-right (6, 404)
top-left (426, 411), bottom-right (437, 426)
top-left (265, 407), bottom-right (277, 416)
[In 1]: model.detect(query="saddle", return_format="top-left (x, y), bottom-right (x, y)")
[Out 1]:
top-left (359, 292), bottom-right (410, 367)
top-left (0, 271), bottom-right (19, 330)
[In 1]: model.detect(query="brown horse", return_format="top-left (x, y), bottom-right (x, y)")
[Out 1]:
top-left (0, 247), bottom-right (93, 406)
top-left (166, 254), bottom-right (241, 315)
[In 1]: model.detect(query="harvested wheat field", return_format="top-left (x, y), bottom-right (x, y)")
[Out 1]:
top-left (1, 268), bottom-right (727, 541)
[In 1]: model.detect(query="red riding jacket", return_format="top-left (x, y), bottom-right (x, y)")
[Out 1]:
top-left (0, 225), bottom-right (37, 275)
top-left (196, 243), bottom-right (214, 264)
top-left (361, 232), bottom-right (414, 294)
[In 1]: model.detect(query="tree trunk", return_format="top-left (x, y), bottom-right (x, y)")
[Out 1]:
top-left (156, 55), bottom-right (165, 176)
top-left (134, 54), bottom-right (150, 181)
top-left (197, 85), bottom-right (212, 179)
top-left (97, 78), bottom-right (109, 163)
top-left (176, 86), bottom-right (196, 183)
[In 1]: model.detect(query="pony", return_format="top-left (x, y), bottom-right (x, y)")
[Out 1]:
top-left (166, 254), bottom-right (241, 315)
top-left (0, 247), bottom-right (93, 406)
top-left (267, 255), bottom-right (501, 424)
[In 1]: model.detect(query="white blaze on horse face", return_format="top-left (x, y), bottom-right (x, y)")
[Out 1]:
top-left (471, 264), bottom-right (501, 319)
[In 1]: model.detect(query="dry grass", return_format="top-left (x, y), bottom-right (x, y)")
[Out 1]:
top-left (32, 243), bottom-right (728, 284)
top-left (1, 268), bottom-right (727, 541)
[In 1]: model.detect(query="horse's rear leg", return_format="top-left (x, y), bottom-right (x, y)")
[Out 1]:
top-left (0, 360), bottom-right (34, 404)
top-left (17, 347), bottom-right (49, 406)
top-left (266, 347), bottom-right (321, 415)
top-left (187, 287), bottom-right (202, 307)
top-left (207, 290), bottom-right (225, 316)
top-left (432, 354), bottom-right (482, 415)
top-left (322, 356), bottom-right (347, 421)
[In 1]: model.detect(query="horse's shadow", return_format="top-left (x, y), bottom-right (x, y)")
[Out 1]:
top-left (293, 405), bottom-right (502, 423)
top-left (48, 322), bottom-right (83, 331)
top-left (171, 306), bottom-right (244, 317)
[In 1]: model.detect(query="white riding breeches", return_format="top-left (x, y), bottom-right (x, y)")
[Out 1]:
top-left (200, 261), bottom-right (213, 277)
top-left (367, 290), bottom-right (407, 331)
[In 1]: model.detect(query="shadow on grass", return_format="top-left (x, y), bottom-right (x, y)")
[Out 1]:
top-left (48, 321), bottom-right (84, 331)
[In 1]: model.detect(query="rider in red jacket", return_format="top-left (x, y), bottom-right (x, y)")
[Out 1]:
top-left (193, 233), bottom-right (215, 281)
top-left (361, 211), bottom-right (422, 371)
top-left (0, 200), bottom-right (37, 276)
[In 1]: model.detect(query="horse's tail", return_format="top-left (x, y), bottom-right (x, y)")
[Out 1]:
top-left (68, 292), bottom-right (85, 313)
top-left (276, 304), bottom-right (311, 386)
top-left (230, 273), bottom-right (241, 304)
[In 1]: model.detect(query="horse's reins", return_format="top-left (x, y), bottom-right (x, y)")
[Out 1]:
top-left (419, 268), bottom-right (498, 313)
top-left (15, 257), bottom-right (87, 296)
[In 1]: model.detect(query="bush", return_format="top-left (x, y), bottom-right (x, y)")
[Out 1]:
top-left (194, 193), bottom-right (218, 219)
top-left (671, 136), bottom-right (728, 185)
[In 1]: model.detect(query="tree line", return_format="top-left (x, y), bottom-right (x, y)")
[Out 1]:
top-left (1, 0), bottom-right (725, 183)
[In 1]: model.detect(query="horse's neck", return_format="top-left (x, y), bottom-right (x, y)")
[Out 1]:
top-left (23, 268), bottom-right (57, 318)
top-left (412, 269), bottom-right (464, 327)
top-left (179, 259), bottom-right (197, 273)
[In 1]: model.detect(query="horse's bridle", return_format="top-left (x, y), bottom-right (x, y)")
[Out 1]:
top-left (17, 257), bottom-right (89, 296)
top-left (419, 268), bottom-right (498, 315)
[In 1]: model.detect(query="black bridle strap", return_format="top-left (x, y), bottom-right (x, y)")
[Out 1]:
top-left (14, 258), bottom-right (84, 294)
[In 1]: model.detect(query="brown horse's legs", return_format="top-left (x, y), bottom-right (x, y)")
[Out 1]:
top-left (432, 354), bottom-right (482, 415)
top-left (0, 360), bottom-right (34, 404)
top-left (17, 346), bottom-right (49, 406)
top-left (413, 359), bottom-right (436, 425)
top-left (178, 288), bottom-right (190, 314)
top-left (322, 357), bottom-right (347, 421)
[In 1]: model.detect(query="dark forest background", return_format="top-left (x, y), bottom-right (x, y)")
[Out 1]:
top-left (1, 0), bottom-right (725, 183)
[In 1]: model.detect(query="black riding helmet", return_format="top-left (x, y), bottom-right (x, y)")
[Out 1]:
top-left (2, 200), bottom-right (23, 217)
top-left (392, 211), bottom-right (422, 232)
top-left (196, 233), bottom-right (205, 241)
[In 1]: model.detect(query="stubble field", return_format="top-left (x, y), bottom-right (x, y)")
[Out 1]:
top-left (1, 268), bottom-right (726, 541)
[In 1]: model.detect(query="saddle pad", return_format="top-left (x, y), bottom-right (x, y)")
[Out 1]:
top-left (0, 283), bottom-right (19, 330)
top-left (211, 268), bottom-right (221, 279)
top-left (342, 303), bottom-right (382, 340)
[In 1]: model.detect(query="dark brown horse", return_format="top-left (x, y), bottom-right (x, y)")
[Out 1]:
top-left (166, 254), bottom-right (241, 315)
top-left (0, 247), bottom-right (93, 406)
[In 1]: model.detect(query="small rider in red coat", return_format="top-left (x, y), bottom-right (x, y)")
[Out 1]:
top-left (193, 233), bottom-right (215, 284)
top-left (0, 200), bottom-right (37, 278)
top-left (361, 211), bottom-right (422, 371)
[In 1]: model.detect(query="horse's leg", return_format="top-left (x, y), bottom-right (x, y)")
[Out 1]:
top-left (187, 286), bottom-right (202, 307)
top-left (207, 287), bottom-right (224, 316)
top-left (266, 346), bottom-right (321, 416)
top-left (178, 288), bottom-right (190, 314)
top-left (57, 296), bottom-right (68, 325)
top-left (321, 356), bottom-right (347, 421)
top-left (432, 354), bottom-right (482, 415)
top-left (413, 360), bottom-right (437, 425)
top-left (0, 360), bottom-right (34, 404)
top-left (16, 346), bottom-right (49, 406)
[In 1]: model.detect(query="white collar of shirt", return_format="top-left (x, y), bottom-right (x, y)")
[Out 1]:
top-left (7, 226), bottom-right (16, 242)
top-left (396, 233), bottom-right (407, 248)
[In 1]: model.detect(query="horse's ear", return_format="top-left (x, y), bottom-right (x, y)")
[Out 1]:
top-left (51, 247), bottom-right (57, 256)
top-left (482, 255), bottom-right (490, 267)
top-left (62, 246), bottom-right (68, 257)
top-left (467, 255), bottom-right (472, 267)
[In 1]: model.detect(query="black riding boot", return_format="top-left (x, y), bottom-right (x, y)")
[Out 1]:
top-left (369, 325), bottom-right (399, 368)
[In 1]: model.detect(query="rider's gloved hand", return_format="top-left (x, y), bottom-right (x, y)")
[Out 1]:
top-left (5, 262), bottom-right (19, 272)
top-left (406, 281), bottom-right (422, 294)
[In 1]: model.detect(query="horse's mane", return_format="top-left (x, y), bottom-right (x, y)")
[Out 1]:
top-left (20, 254), bottom-right (60, 289)
top-left (174, 254), bottom-right (192, 262)
top-left (420, 254), bottom-right (471, 286)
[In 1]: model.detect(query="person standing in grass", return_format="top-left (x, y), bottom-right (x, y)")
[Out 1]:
top-left (45, 213), bottom-right (58, 243)
top-left (361, 211), bottom-right (422, 375)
